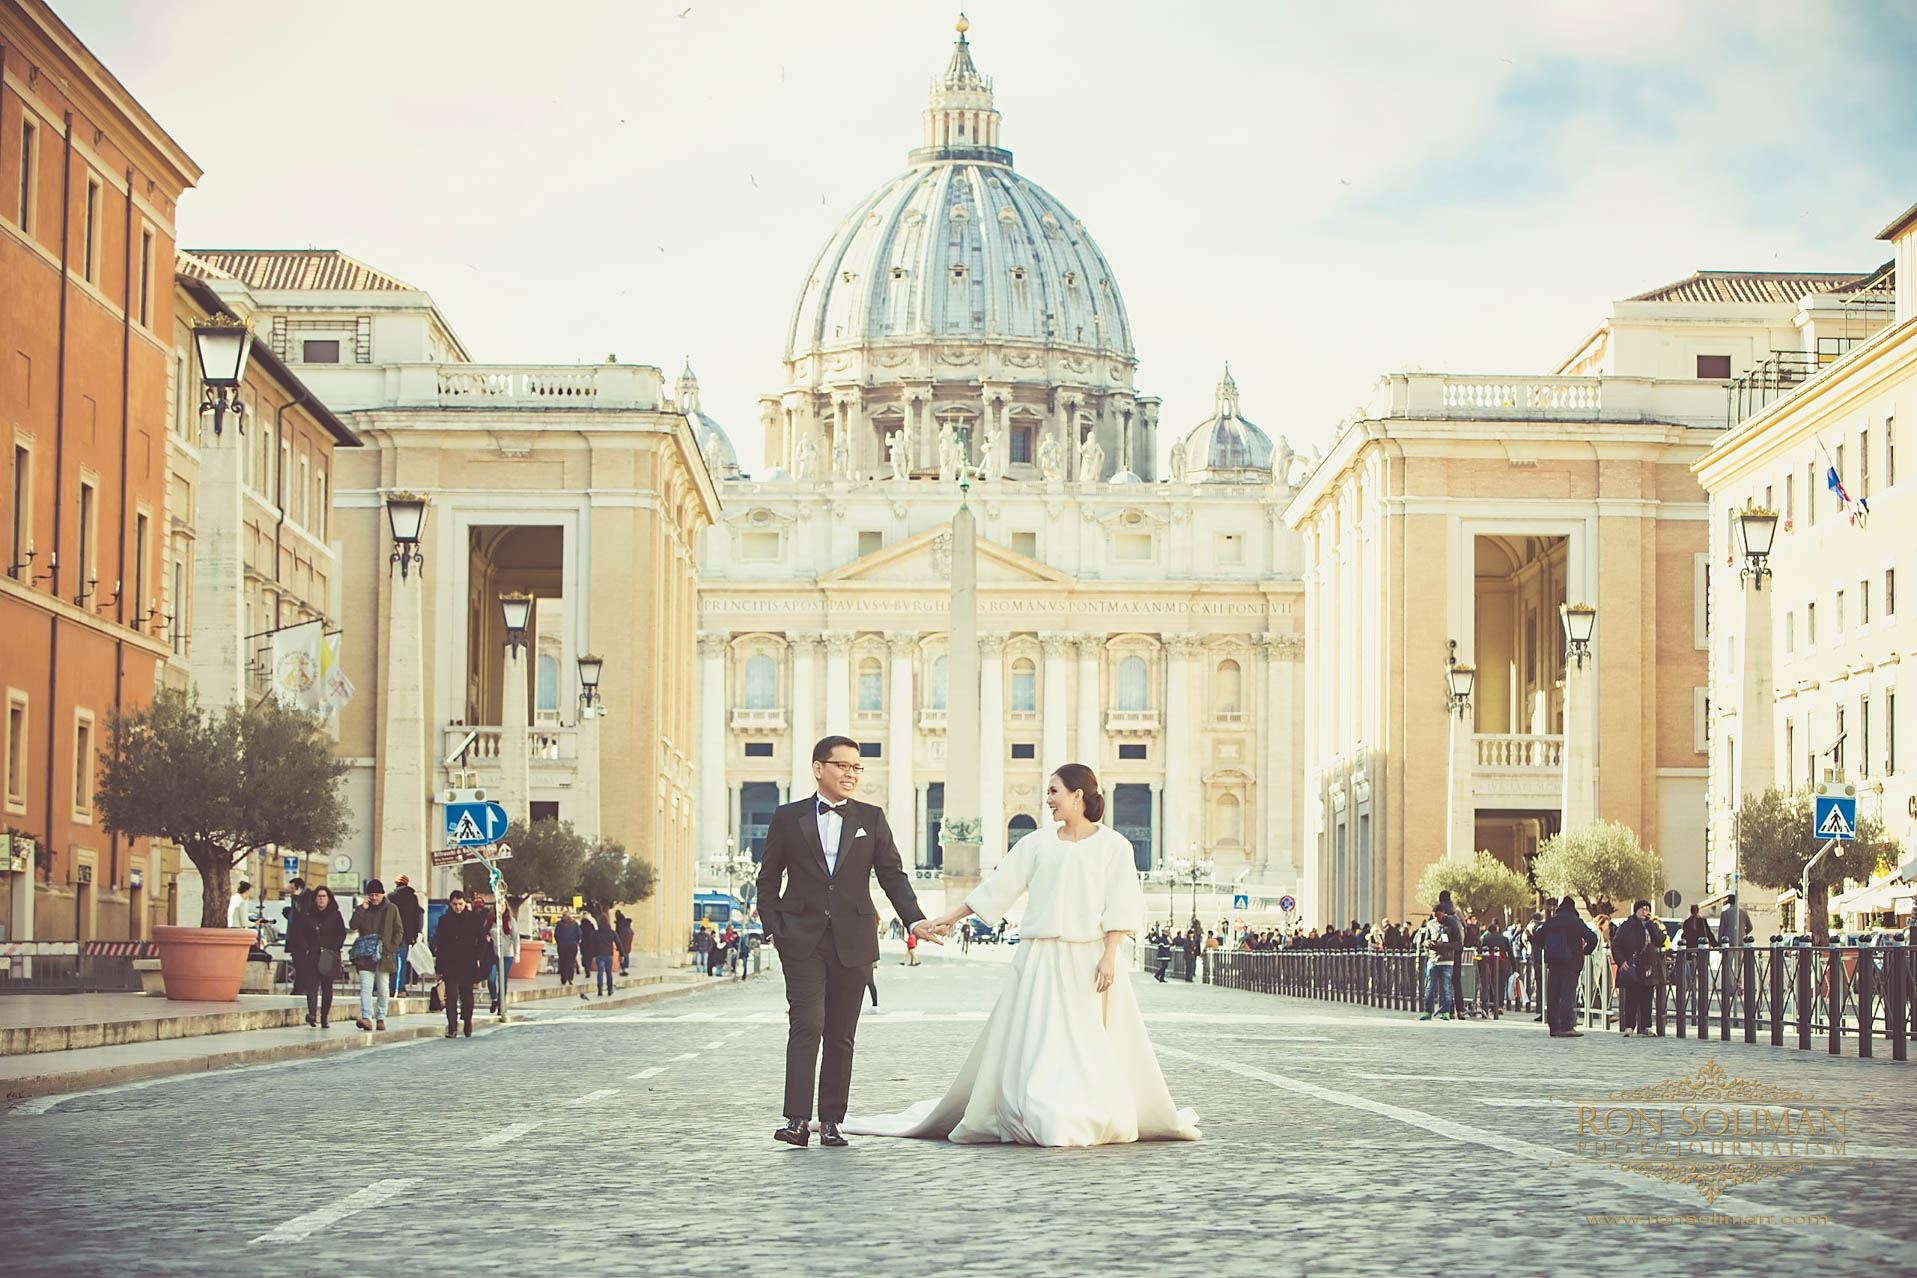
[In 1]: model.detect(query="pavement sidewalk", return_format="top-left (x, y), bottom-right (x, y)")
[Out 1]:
top-left (0, 964), bottom-right (711, 1103)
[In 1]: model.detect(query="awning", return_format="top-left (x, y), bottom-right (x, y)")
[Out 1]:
top-left (1829, 878), bottom-right (1902, 914)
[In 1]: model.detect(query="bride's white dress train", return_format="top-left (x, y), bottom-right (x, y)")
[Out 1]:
top-left (843, 823), bottom-right (1201, 1147)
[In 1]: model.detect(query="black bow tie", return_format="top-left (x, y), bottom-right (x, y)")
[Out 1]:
top-left (818, 800), bottom-right (846, 816)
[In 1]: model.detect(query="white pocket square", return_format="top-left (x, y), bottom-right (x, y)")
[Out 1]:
top-left (855, 828), bottom-right (868, 838)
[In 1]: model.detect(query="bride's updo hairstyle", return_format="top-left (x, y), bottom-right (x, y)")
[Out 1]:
top-left (1051, 763), bottom-right (1105, 822)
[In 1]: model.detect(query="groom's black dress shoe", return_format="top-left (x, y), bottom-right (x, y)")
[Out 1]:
top-left (820, 1122), bottom-right (848, 1147)
top-left (774, 1119), bottom-right (809, 1148)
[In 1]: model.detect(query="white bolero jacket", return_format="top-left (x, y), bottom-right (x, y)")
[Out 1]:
top-left (964, 822), bottom-right (1145, 941)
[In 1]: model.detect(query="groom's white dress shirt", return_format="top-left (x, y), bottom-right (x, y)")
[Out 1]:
top-left (814, 796), bottom-right (844, 876)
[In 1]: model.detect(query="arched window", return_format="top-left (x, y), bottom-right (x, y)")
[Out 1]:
top-left (1010, 658), bottom-right (1036, 712)
top-left (744, 654), bottom-right (777, 709)
top-left (857, 657), bottom-right (883, 712)
top-left (1215, 659), bottom-right (1242, 713)
top-left (930, 654), bottom-right (949, 710)
top-left (1215, 793), bottom-right (1243, 846)
top-left (536, 655), bottom-right (558, 712)
top-left (1007, 813), bottom-right (1038, 848)
top-left (1117, 655), bottom-right (1148, 712)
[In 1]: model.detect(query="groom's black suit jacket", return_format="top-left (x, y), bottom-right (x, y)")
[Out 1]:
top-left (756, 796), bottom-right (924, 967)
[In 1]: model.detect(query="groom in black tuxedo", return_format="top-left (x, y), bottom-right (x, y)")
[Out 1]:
top-left (757, 735), bottom-right (940, 1147)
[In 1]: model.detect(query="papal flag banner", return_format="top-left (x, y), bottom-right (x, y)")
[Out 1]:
top-left (271, 620), bottom-right (325, 714)
top-left (320, 631), bottom-right (356, 716)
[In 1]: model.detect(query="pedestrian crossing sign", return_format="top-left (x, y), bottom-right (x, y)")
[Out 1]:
top-left (1814, 787), bottom-right (1858, 842)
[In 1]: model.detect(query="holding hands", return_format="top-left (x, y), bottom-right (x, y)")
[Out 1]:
top-left (911, 918), bottom-right (951, 946)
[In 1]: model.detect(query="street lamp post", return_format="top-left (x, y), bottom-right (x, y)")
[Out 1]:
top-left (1728, 503), bottom-right (1781, 963)
top-left (1559, 602), bottom-right (1599, 831)
top-left (1444, 642), bottom-right (1476, 863)
top-left (379, 490), bottom-right (430, 916)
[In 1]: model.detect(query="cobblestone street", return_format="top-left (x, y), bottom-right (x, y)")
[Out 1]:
top-left (6, 946), bottom-right (1916, 1277)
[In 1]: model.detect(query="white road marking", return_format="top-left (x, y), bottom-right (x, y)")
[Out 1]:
top-left (567, 1089), bottom-right (620, 1106)
top-left (1356, 1073), bottom-right (1604, 1085)
top-left (249, 1178), bottom-right (419, 1243)
top-left (1158, 1045), bottom-right (1902, 1252)
top-left (672, 1051), bottom-right (700, 1060)
top-left (701, 1040), bottom-right (725, 1049)
top-left (628, 1066), bottom-right (667, 1080)
top-left (1474, 1098), bottom-right (1569, 1108)
top-left (469, 1121), bottom-right (541, 1148)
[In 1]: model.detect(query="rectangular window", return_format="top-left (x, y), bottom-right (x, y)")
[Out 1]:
top-left (1010, 668), bottom-right (1036, 712)
top-left (82, 177), bottom-right (100, 283)
top-left (1861, 580), bottom-right (1870, 626)
top-left (1808, 463), bottom-right (1816, 526)
top-left (1696, 354), bottom-right (1732, 379)
top-left (1807, 602), bottom-right (1816, 644)
top-left (314, 471), bottom-right (327, 541)
top-left (1010, 424), bottom-right (1033, 465)
top-left (1891, 693), bottom-right (1899, 775)
top-left (1888, 568), bottom-right (1897, 617)
top-left (1113, 783), bottom-right (1153, 871)
top-left (1010, 742), bottom-right (1035, 760)
top-left (1694, 553), bottom-right (1710, 648)
top-left (133, 512), bottom-right (149, 622)
top-left (742, 741), bottom-right (774, 758)
top-left (1215, 532), bottom-right (1244, 566)
top-left (1862, 698), bottom-right (1872, 778)
top-left (856, 667), bottom-right (882, 713)
top-left (1011, 531), bottom-right (1037, 558)
top-left (1785, 473), bottom-right (1794, 521)
top-left (1889, 416), bottom-right (1897, 487)
top-left (1835, 591), bottom-right (1844, 634)
top-left (740, 532), bottom-right (780, 560)
top-left (4, 691), bottom-right (26, 810)
top-left (298, 457), bottom-right (310, 528)
top-left (856, 530), bottom-right (882, 557)
top-left (1693, 689), bottom-right (1710, 754)
top-left (9, 445), bottom-right (27, 578)
top-left (1837, 444), bottom-right (1845, 495)
top-left (1786, 721), bottom-right (1795, 784)
top-left (77, 480), bottom-right (96, 595)
top-left (138, 230), bottom-right (152, 326)
top-left (1860, 428), bottom-right (1870, 499)
top-left (170, 558), bottom-right (185, 655)
top-left (1113, 532), bottom-right (1152, 562)
top-left (858, 741), bottom-right (881, 758)
top-left (1835, 707), bottom-right (1846, 777)
top-left (17, 116), bottom-right (35, 232)
top-left (1118, 743), bottom-right (1148, 760)
top-left (72, 710), bottom-right (94, 818)
top-left (1783, 611), bottom-right (1794, 656)
top-left (300, 339), bottom-right (341, 364)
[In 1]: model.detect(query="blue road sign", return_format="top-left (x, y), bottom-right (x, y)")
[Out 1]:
top-left (1232, 893), bottom-right (1250, 911)
top-left (1814, 793), bottom-right (1858, 842)
top-left (446, 801), bottom-right (509, 848)
top-left (281, 855), bottom-right (300, 875)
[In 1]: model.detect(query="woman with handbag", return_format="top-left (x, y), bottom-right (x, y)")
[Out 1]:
top-left (348, 879), bottom-right (405, 1032)
top-left (288, 886), bottom-right (347, 1027)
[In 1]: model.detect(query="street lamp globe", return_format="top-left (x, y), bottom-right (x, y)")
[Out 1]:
top-left (1736, 503), bottom-right (1780, 583)
top-left (384, 492), bottom-right (427, 545)
top-left (1445, 660), bottom-right (1475, 712)
top-left (577, 653), bottom-right (604, 693)
top-left (1559, 602), bottom-right (1597, 666)
top-left (191, 316), bottom-right (254, 387)
top-left (499, 591), bottom-right (534, 651)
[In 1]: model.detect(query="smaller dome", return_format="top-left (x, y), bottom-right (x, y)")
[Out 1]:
top-left (1182, 364), bottom-right (1274, 483)
top-left (1108, 469), bottom-right (1145, 485)
top-left (677, 362), bottom-right (742, 480)
top-left (760, 466), bottom-right (792, 482)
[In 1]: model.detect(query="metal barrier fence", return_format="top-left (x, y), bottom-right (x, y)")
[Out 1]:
top-left (0, 940), bottom-right (157, 994)
top-left (1153, 945), bottom-right (1917, 1062)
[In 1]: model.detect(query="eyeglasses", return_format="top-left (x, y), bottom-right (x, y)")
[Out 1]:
top-left (822, 761), bottom-right (864, 774)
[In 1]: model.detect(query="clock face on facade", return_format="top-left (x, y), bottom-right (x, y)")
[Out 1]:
top-left (276, 651), bottom-right (318, 694)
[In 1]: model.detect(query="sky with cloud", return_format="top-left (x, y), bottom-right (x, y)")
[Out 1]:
top-left (50, 0), bottom-right (1917, 468)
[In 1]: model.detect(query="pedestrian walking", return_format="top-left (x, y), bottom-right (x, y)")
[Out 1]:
top-left (902, 926), bottom-right (920, 966)
top-left (616, 911), bottom-right (635, 975)
top-left (388, 874), bottom-right (424, 996)
top-left (1535, 895), bottom-right (1599, 1038)
top-left (554, 913), bottom-right (581, 988)
top-left (587, 909), bottom-right (617, 996)
top-left (1611, 899), bottom-right (1664, 1037)
top-left (227, 880), bottom-right (253, 931)
top-left (1154, 931), bottom-right (1172, 982)
top-left (1680, 903), bottom-right (1716, 949)
top-left (288, 885), bottom-right (346, 1028)
top-left (348, 879), bottom-right (404, 1032)
top-left (282, 878), bottom-right (310, 996)
top-left (431, 890), bottom-right (489, 1038)
top-left (693, 925), bottom-right (715, 976)
top-left (578, 912), bottom-right (599, 978)
top-left (1418, 904), bottom-right (1461, 1020)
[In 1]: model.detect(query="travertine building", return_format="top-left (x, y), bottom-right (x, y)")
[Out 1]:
top-left (696, 23), bottom-right (1309, 917)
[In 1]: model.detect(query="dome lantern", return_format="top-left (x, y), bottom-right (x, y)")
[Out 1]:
top-left (914, 15), bottom-right (1010, 166)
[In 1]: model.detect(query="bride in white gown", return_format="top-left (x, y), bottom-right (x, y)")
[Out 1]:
top-left (843, 764), bottom-right (1201, 1147)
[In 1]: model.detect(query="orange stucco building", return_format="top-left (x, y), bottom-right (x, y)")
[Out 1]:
top-left (1, 0), bottom-right (200, 942)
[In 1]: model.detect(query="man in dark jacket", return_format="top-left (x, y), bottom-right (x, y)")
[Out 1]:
top-left (1679, 904), bottom-right (1715, 949)
top-left (1419, 904), bottom-right (1463, 1020)
top-left (1154, 932), bottom-right (1173, 982)
top-left (431, 890), bottom-right (489, 1038)
top-left (388, 875), bottom-right (424, 995)
top-left (1536, 896), bottom-right (1599, 1037)
top-left (586, 911), bottom-right (618, 996)
top-left (1611, 899), bottom-right (1663, 1037)
top-left (348, 880), bottom-right (404, 1032)
top-left (554, 914), bottom-right (582, 988)
top-left (1477, 919), bottom-right (1513, 1019)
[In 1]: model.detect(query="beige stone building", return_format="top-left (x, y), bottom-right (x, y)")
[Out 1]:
top-left (1695, 206), bottom-right (1910, 923)
top-left (179, 250), bottom-right (720, 957)
top-left (696, 25), bottom-right (1309, 919)
top-left (1284, 270), bottom-right (1888, 927)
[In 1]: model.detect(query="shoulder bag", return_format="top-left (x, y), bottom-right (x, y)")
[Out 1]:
top-left (349, 934), bottom-right (384, 971)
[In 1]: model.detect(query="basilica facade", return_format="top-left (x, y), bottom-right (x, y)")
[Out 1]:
top-left (694, 22), bottom-right (1309, 913)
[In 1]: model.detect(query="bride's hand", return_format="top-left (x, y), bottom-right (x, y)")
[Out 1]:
top-left (1093, 954), bottom-right (1115, 993)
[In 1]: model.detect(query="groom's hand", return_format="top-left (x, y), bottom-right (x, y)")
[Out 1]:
top-left (910, 920), bottom-right (945, 946)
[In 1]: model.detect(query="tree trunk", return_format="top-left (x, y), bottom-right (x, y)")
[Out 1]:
top-left (1808, 880), bottom-right (1831, 946)
top-left (190, 840), bottom-right (235, 929)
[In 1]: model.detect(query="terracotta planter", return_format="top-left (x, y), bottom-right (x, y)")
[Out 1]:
top-left (152, 926), bottom-right (256, 1002)
top-left (509, 939), bottom-right (545, 980)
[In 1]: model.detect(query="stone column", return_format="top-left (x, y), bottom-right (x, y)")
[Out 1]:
top-left (1075, 636), bottom-right (1102, 771)
top-left (824, 632), bottom-right (852, 738)
top-left (1445, 693), bottom-right (1475, 863)
top-left (888, 632), bottom-right (918, 867)
top-left (1738, 580), bottom-right (1776, 798)
top-left (1268, 635), bottom-right (1302, 879)
top-left (188, 407), bottom-right (247, 710)
top-left (1162, 636), bottom-right (1199, 868)
top-left (378, 557), bottom-right (429, 896)
top-left (1560, 651), bottom-right (1598, 832)
top-left (697, 633), bottom-right (728, 866)
top-left (501, 643), bottom-right (531, 825)
top-left (979, 634), bottom-right (1007, 873)
top-left (789, 632), bottom-right (820, 795)
top-left (1040, 632), bottom-right (1072, 771)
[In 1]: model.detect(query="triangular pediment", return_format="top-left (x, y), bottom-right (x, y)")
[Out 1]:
top-left (819, 525), bottom-right (1075, 587)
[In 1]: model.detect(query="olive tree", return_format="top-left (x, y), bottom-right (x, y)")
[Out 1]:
top-left (1533, 821), bottom-right (1662, 916)
top-left (1734, 786), bottom-right (1899, 943)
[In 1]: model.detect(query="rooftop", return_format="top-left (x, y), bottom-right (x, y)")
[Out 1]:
top-left (1627, 270), bottom-right (1872, 306)
top-left (180, 249), bottom-right (419, 293)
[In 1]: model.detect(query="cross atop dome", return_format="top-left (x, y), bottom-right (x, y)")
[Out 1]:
top-left (1216, 363), bottom-right (1240, 417)
top-left (914, 15), bottom-right (1011, 167)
